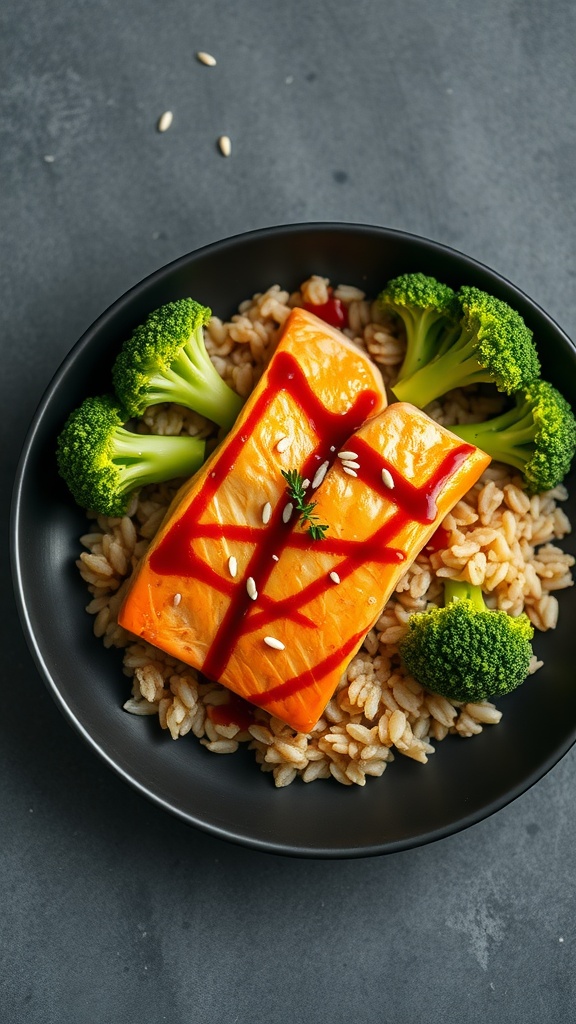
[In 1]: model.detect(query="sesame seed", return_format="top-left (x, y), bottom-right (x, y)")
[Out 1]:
top-left (368, 596), bottom-right (377, 605)
top-left (272, 554), bottom-right (279, 561)
top-left (228, 555), bottom-right (237, 578)
top-left (338, 450), bottom-right (358, 460)
top-left (381, 468), bottom-right (395, 489)
top-left (246, 577), bottom-right (258, 600)
top-left (262, 502), bottom-right (272, 525)
top-left (302, 478), bottom-right (310, 489)
top-left (282, 502), bottom-right (294, 523)
top-left (173, 593), bottom-right (182, 607)
top-left (343, 467), bottom-right (358, 477)
top-left (329, 571), bottom-right (341, 584)
top-left (218, 134), bottom-right (231, 156)
top-left (341, 460), bottom-right (360, 470)
top-left (312, 460), bottom-right (329, 489)
top-left (197, 51), bottom-right (217, 66)
top-left (276, 435), bottom-right (292, 453)
top-left (329, 446), bottom-right (336, 452)
top-left (157, 111), bottom-right (173, 132)
top-left (264, 636), bottom-right (285, 651)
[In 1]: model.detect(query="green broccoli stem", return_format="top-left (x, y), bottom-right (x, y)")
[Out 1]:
top-left (444, 578), bottom-right (487, 612)
top-left (398, 309), bottom-right (449, 380)
top-left (146, 327), bottom-right (244, 430)
top-left (450, 403), bottom-right (536, 474)
top-left (112, 430), bottom-right (206, 494)
top-left (392, 331), bottom-right (491, 407)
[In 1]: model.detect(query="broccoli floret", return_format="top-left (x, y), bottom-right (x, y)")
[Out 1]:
top-left (398, 578), bottom-right (534, 702)
top-left (112, 298), bottom-right (244, 430)
top-left (378, 273), bottom-right (460, 380)
top-left (56, 395), bottom-right (206, 516)
top-left (449, 378), bottom-right (576, 493)
top-left (392, 286), bottom-right (541, 408)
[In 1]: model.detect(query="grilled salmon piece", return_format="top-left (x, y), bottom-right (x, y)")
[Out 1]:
top-left (118, 306), bottom-right (388, 707)
top-left (241, 402), bottom-right (490, 731)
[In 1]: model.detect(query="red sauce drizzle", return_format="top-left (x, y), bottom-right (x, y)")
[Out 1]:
top-left (251, 629), bottom-right (369, 707)
top-left (206, 696), bottom-right (254, 732)
top-left (425, 524), bottom-right (452, 553)
top-left (149, 349), bottom-right (475, 707)
top-left (350, 436), bottom-right (474, 523)
top-left (302, 296), bottom-right (349, 329)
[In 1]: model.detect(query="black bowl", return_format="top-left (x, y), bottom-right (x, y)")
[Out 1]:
top-left (11, 223), bottom-right (576, 857)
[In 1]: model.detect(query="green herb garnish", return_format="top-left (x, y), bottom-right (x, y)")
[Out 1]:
top-left (281, 469), bottom-right (329, 541)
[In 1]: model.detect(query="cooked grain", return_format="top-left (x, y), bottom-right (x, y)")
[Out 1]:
top-left (157, 111), bottom-right (173, 132)
top-left (197, 51), bottom-right (217, 66)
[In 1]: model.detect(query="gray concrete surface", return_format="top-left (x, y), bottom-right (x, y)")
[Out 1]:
top-left (2, 1), bottom-right (575, 1021)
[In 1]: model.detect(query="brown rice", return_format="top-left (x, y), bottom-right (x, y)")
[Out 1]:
top-left (76, 275), bottom-right (575, 787)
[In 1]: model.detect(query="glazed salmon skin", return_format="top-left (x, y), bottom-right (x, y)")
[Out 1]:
top-left (118, 306), bottom-right (388, 705)
top-left (119, 313), bottom-right (490, 732)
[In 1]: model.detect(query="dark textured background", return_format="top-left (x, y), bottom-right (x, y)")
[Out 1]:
top-left (2, 1), bottom-right (575, 1021)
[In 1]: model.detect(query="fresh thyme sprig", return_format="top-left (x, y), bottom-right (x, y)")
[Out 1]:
top-left (281, 469), bottom-right (329, 541)
top-left (307, 521), bottom-right (330, 542)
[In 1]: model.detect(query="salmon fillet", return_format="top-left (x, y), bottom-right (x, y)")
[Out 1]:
top-left (118, 307), bottom-right (388, 716)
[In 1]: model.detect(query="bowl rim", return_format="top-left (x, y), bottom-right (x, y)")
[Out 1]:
top-left (10, 220), bottom-right (576, 857)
